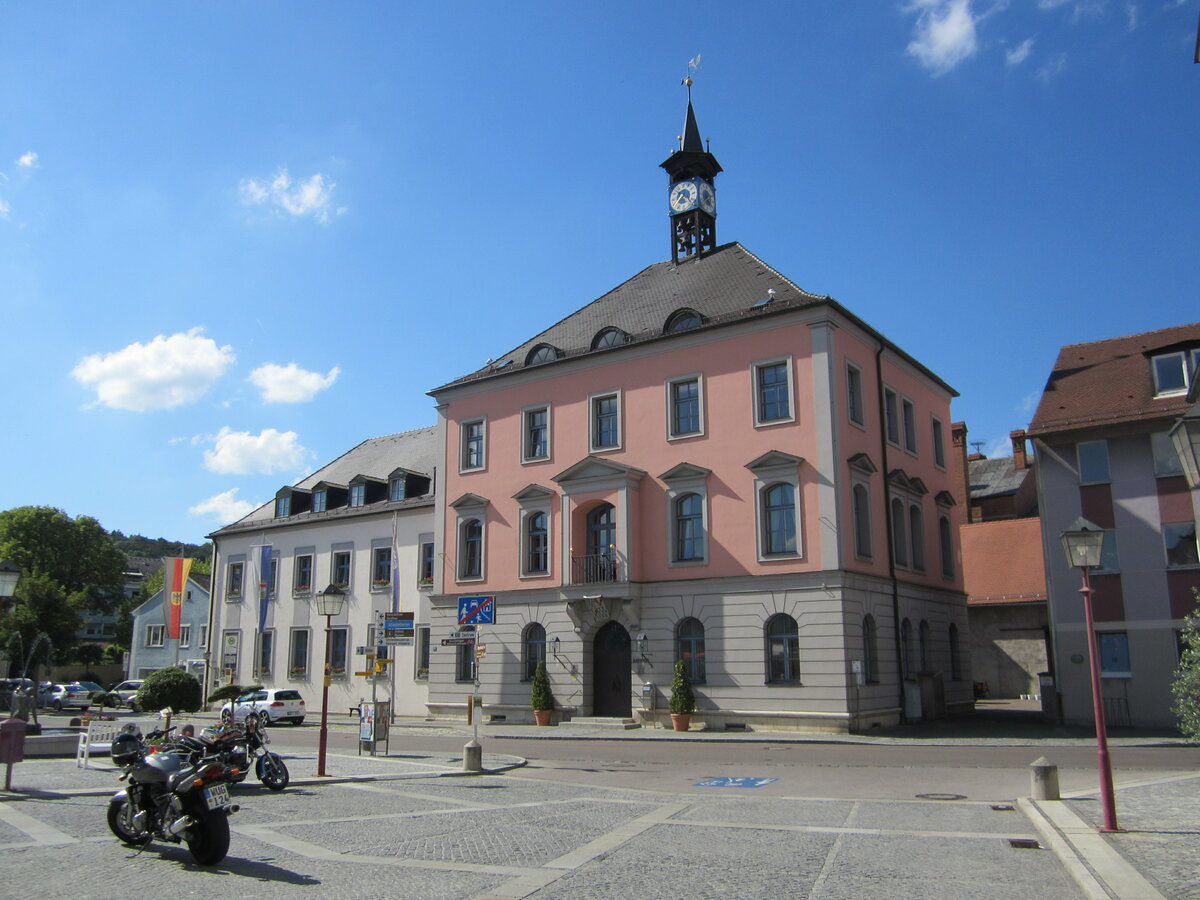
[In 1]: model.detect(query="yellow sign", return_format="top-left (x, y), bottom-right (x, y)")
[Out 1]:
top-left (354, 671), bottom-right (372, 677)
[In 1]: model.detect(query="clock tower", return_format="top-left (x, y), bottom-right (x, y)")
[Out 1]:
top-left (660, 83), bottom-right (722, 263)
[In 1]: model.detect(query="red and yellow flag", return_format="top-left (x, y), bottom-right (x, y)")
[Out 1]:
top-left (162, 557), bottom-right (194, 641)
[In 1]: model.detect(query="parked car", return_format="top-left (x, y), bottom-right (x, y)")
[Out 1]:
top-left (38, 683), bottom-right (93, 710)
top-left (109, 680), bottom-right (144, 708)
top-left (220, 688), bottom-right (306, 726)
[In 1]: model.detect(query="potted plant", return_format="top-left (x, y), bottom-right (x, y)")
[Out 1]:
top-left (669, 659), bottom-right (695, 731)
top-left (531, 661), bottom-right (554, 725)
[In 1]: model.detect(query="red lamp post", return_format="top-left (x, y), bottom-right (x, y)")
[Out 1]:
top-left (314, 584), bottom-right (346, 778)
top-left (1059, 517), bottom-right (1122, 833)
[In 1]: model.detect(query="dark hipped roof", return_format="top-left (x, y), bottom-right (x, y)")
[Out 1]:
top-left (1028, 322), bottom-right (1200, 438)
top-left (209, 425), bottom-right (438, 536)
top-left (431, 242), bottom-right (955, 395)
top-left (969, 456), bottom-right (1028, 501)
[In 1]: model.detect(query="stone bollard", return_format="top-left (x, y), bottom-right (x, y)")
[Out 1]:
top-left (463, 738), bottom-right (483, 772)
top-left (1030, 756), bottom-right (1060, 801)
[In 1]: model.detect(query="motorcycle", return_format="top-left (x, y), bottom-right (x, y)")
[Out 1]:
top-left (106, 725), bottom-right (241, 866)
top-left (198, 714), bottom-right (290, 791)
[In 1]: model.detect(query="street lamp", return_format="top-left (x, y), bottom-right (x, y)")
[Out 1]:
top-left (0, 560), bottom-right (21, 601)
top-left (1059, 517), bottom-right (1121, 833)
top-left (314, 584), bottom-right (346, 777)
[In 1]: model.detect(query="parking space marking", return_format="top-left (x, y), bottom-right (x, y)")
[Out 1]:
top-left (0, 800), bottom-right (76, 845)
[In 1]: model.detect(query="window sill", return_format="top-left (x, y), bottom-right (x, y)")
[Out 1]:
top-left (1100, 672), bottom-right (1132, 680)
top-left (668, 558), bottom-right (708, 568)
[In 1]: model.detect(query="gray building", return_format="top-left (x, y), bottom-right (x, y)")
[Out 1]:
top-left (127, 573), bottom-right (210, 681)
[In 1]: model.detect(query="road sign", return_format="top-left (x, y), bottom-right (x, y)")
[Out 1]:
top-left (475, 643), bottom-right (486, 659)
top-left (458, 595), bottom-right (495, 626)
top-left (382, 611), bottom-right (415, 646)
top-left (441, 637), bottom-right (474, 646)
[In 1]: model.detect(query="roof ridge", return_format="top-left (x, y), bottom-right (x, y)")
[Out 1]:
top-left (734, 243), bottom-right (826, 301)
top-left (1058, 321), bottom-right (1200, 352)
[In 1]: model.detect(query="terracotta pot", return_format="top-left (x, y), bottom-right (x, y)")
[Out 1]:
top-left (670, 713), bottom-right (691, 732)
top-left (533, 709), bottom-right (553, 726)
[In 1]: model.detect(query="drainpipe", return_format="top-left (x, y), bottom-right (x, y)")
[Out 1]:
top-left (875, 342), bottom-right (906, 723)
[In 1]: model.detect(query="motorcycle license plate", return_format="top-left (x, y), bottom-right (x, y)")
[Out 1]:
top-left (203, 783), bottom-right (231, 810)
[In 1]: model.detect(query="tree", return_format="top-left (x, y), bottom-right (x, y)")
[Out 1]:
top-left (136, 666), bottom-right (203, 713)
top-left (669, 659), bottom-right (696, 715)
top-left (530, 661), bottom-right (554, 711)
top-left (1171, 613), bottom-right (1200, 743)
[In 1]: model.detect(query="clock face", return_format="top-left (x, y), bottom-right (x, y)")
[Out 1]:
top-left (669, 180), bottom-right (699, 214)
top-left (698, 180), bottom-right (716, 214)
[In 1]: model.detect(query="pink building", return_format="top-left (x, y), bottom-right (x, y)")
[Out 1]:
top-left (426, 98), bottom-right (969, 731)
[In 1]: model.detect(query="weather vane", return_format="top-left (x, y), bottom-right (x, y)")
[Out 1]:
top-left (682, 54), bottom-right (701, 98)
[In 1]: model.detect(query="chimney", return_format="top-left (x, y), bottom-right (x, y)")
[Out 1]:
top-left (951, 422), bottom-right (971, 523)
top-left (1011, 429), bottom-right (1028, 471)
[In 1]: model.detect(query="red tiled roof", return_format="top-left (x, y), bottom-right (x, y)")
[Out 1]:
top-left (1027, 322), bottom-right (1200, 438)
top-left (961, 518), bottom-right (1047, 605)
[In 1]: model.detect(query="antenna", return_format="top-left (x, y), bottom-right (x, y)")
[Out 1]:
top-left (971, 441), bottom-right (985, 454)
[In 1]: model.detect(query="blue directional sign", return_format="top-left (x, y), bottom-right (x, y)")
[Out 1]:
top-left (695, 777), bottom-right (778, 789)
top-left (458, 595), bottom-right (496, 626)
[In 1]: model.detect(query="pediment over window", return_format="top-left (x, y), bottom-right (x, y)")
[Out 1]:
top-left (659, 462), bottom-right (711, 483)
top-left (513, 483), bottom-right (556, 502)
top-left (847, 452), bottom-right (878, 475)
top-left (745, 450), bottom-right (804, 473)
top-left (552, 456), bottom-right (647, 490)
top-left (450, 492), bottom-right (490, 511)
top-left (887, 469), bottom-right (928, 496)
top-left (909, 477), bottom-right (929, 496)
top-left (935, 490), bottom-right (957, 507)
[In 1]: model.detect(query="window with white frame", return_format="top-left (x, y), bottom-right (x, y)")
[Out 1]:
top-left (1151, 349), bottom-right (1200, 397)
top-left (311, 490), bottom-right (327, 513)
top-left (939, 514), bottom-right (955, 577)
top-left (456, 625), bottom-right (476, 681)
top-left (883, 388), bottom-right (900, 446)
top-left (674, 493), bottom-right (705, 562)
top-left (590, 391), bottom-right (621, 451)
top-left (415, 626), bottom-right (430, 680)
top-left (902, 398), bottom-right (918, 454)
top-left (522, 623), bottom-right (547, 682)
top-left (932, 417), bottom-right (946, 469)
top-left (332, 549), bottom-right (352, 589)
top-left (900, 618), bottom-right (914, 679)
top-left (862, 615), bottom-right (879, 683)
top-left (372, 547), bottom-right (392, 589)
top-left (419, 538), bottom-right (435, 585)
top-left (1098, 632), bottom-right (1131, 677)
top-left (847, 362), bottom-right (865, 427)
top-left (667, 375), bottom-right (703, 439)
top-left (524, 511), bottom-right (549, 575)
top-left (293, 553), bottom-right (313, 595)
top-left (269, 557), bottom-right (278, 598)
top-left (257, 630), bottom-right (274, 675)
top-left (677, 617), bottom-right (706, 683)
top-left (179, 624), bottom-right (192, 649)
top-left (753, 359), bottom-right (793, 426)
top-left (747, 452), bottom-right (803, 561)
top-left (329, 627), bottom-right (349, 677)
top-left (1152, 431), bottom-right (1185, 477)
top-left (522, 405), bottom-right (550, 462)
top-left (461, 419), bottom-right (486, 471)
top-left (198, 625), bottom-right (208, 648)
top-left (226, 560), bottom-right (244, 599)
top-left (762, 483), bottom-right (797, 557)
top-left (1164, 522), bottom-right (1199, 568)
top-left (146, 624), bottom-right (164, 647)
top-left (1078, 440), bottom-right (1111, 484)
top-left (288, 628), bottom-right (310, 678)
top-left (459, 518), bottom-right (484, 580)
top-left (349, 483), bottom-right (366, 507)
top-left (390, 475), bottom-right (406, 501)
top-left (275, 495), bottom-right (291, 517)
top-left (663, 463), bottom-right (710, 566)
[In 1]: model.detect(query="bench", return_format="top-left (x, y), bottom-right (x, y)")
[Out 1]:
top-left (76, 719), bottom-right (122, 768)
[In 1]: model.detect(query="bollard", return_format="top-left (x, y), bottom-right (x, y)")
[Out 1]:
top-left (463, 738), bottom-right (483, 772)
top-left (1030, 756), bottom-right (1060, 801)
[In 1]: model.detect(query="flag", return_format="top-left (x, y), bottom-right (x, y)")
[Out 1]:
top-left (162, 557), bottom-right (194, 641)
top-left (258, 544), bottom-right (273, 634)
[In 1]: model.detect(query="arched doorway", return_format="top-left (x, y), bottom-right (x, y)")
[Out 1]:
top-left (592, 620), bottom-right (631, 717)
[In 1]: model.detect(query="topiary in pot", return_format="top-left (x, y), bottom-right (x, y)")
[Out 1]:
top-left (531, 661), bottom-right (554, 725)
top-left (135, 666), bottom-right (203, 714)
top-left (669, 659), bottom-right (695, 731)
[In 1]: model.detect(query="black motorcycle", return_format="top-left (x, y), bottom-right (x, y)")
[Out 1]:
top-left (199, 715), bottom-right (290, 791)
top-left (106, 726), bottom-right (241, 866)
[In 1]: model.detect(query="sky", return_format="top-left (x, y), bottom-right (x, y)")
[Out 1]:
top-left (1, 1), bottom-right (1198, 545)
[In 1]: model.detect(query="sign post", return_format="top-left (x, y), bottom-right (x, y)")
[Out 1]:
top-left (457, 596), bottom-right (494, 771)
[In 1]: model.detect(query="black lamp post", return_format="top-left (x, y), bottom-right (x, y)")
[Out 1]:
top-left (1059, 517), bottom-right (1121, 833)
top-left (314, 584), bottom-right (346, 777)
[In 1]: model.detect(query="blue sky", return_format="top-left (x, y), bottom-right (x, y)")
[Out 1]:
top-left (2, 2), bottom-right (1197, 545)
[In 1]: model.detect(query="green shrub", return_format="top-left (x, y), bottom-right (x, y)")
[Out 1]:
top-left (135, 666), bottom-right (203, 714)
top-left (530, 661), bottom-right (554, 711)
top-left (1171, 613), bottom-right (1200, 743)
top-left (669, 659), bottom-right (695, 715)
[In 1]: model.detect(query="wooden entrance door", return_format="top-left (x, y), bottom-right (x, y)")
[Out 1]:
top-left (592, 620), bottom-right (631, 717)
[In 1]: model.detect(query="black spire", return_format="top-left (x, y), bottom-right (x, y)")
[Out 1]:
top-left (660, 80), bottom-right (721, 262)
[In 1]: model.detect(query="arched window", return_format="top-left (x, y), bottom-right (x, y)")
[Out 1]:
top-left (460, 519), bottom-right (482, 579)
top-left (591, 327), bottom-right (627, 350)
top-left (862, 615), bottom-right (879, 684)
top-left (901, 618), bottom-right (914, 680)
top-left (765, 613), bottom-right (800, 683)
top-left (919, 619), bottom-right (931, 673)
top-left (676, 617), bottom-right (706, 683)
top-left (526, 512), bottom-right (548, 575)
top-left (853, 484), bottom-right (872, 558)
top-left (762, 483), bottom-right (797, 556)
top-left (939, 515), bottom-right (954, 577)
top-left (525, 344), bottom-right (561, 366)
top-left (523, 622), bottom-right (546, 682)
top-left (580, 503), bottom-right (616, 583)
top-left (949, 623), bottom-right (962, 681)
top-left (664, 308), bottom-right (703, 334)
top-left (910, 504), bottom-right (925, 572)
top-left (674, 493), bottom-right (704, 561)
top-left (891, 498), bottom-right (908, 567)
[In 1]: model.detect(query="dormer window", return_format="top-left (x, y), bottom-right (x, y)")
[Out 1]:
top-left (1152, 349), bottom-right (1200, 397)
top-left (526, 344), bottom-right (561, 366)
top-left (275, 496), bottom-right (291, 518)
top-left (591, 327), bottom-right (628, 350)
top-left (312, 490), bottom-right (327, 513)
top-left (664, 309), bottom-right (704, 334)
top-left (349, 484), bottom-right (365, 508)
top-left (390, 476), bottom-right (406, 501)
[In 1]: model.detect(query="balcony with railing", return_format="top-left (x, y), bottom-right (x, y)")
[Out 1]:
top-left (570, 553), bottom-right (624, 585)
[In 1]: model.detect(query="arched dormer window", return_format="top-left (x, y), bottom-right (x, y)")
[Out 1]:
top-left (664, 308), bottom-right (704, 334)
top-left (525, 344), bottom-right (561, 366)
top-left (590, 327), bottom-right (628, 350)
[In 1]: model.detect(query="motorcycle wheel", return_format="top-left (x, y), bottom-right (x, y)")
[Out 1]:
top-left (184, 809), bottom-right (230, 866)
top-left (107, 797), bottom-right (150, 846)
top-left (256, 752), bottom-right (290, 791)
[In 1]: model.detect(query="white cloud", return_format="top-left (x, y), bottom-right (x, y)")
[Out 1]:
top-left (1017, 390), bottom-right (1041, 414)
top-left (906, 0), bottom-right (980, 76)
top-left (239, 167), bottom-right (340, 224)
top-left (249, 362), bottom-right (340, 403)
top-left (71, 327), bottom-right (235, 411)
top-left (188, 488), bottom-right (259, 523)
top-left (1007, 37), bottom-right (1035, 64)
top-left (203, 426), bottom-right (308, 475)
top-left (0, 198), bottom-right (8, 219)
top-left (1124, 2), bottom-right (1138, 31)
top-left (16, 151), bottom-right (37, 168)
top-left (1037, 51), bottom-right (1068, 81)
